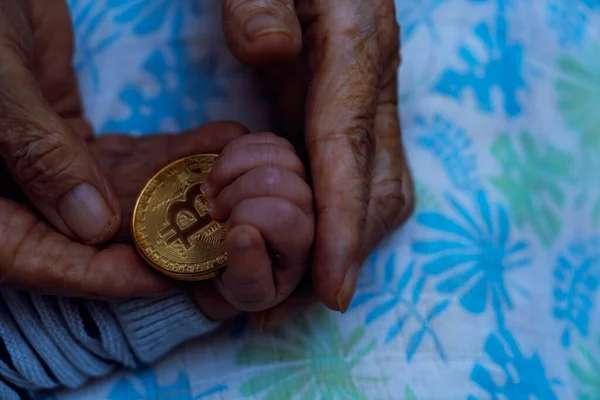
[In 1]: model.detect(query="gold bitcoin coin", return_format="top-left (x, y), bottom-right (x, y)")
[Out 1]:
top-left (132, 154), bottom-right (227, 281)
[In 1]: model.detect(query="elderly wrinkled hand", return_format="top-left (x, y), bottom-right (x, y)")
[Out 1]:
top-left (0, 0), bottom-right (161, 297)
top-left (220, 0), bottom-right (415, 325)
top-left (0, 1), bottom-right (314, 317)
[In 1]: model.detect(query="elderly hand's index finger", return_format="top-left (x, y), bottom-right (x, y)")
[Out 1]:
top-left (304, 2), bottom-right (380, 312)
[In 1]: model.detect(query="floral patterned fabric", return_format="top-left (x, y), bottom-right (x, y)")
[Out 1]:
top-left (49, 0), bottom-right (600, 398)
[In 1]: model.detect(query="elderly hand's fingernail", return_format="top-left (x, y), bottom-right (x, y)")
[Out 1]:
top-left (336, 265), bottom-right (359, 313)
top-left (245, 13), bottom-right (291, 41)
top-left (58, 183), bottom-right (116, 243)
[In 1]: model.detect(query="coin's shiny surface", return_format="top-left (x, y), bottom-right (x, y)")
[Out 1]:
top-left (132, 154), bottom-right (227, 281)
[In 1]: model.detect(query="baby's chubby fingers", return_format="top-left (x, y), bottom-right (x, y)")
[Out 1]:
top-left (208, 165), bottom-right (312, 220)
top-left (216, 224), bottom-right (275, 311)
top-left (201, 133), bottom-right (305, 198)
top-left (214, 198), bottom-right (314, 312)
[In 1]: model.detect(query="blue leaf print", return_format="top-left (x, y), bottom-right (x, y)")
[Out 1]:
top-left (507, 240), bottom-right (527, 255)
top-left (435, 267), bottom-right (478, 293)
top-left (426, 300), bottom-right (450, 322)
top-left (406, 328), bottom-right (426, 361)
top-left (385, 252), bottom-right (397, 284)
top-left (354, 251), bottom-right (381, 299)
top-left (433, 15), bottom-right (526, 117)
top-left (106, 368), bottom-right (228, 400)
top-left (101, 46), bottom-right (229, 135)
top-left (106, 0), bottom-right (202, 37)
top-left (412, 240), bottom-right (468, 253)
top-left (584, 0), bottom-right (600, 8)
top-left (195, 385), bottom-right (228, 399)
top-left (552, 237), bottom-right (600, 348)
top-left (108, 377), bottom-right (142, 399)
top-left (385, 314), bottom-right (410, 344)
top-left (415, 114), bottom-right (481, 192)
top-left (352, 254), bottom-right (448, 361)
top-left (351, 292), bottom-right (380, 308)
top-left (366, 298), bottom-right (399, 324)
top-left (68, 0), bottom-right (121, 93)
top-left (412, 276), bottom-right (427, 303)
top-left (547, 0), bottom-right (591, 47)
top-left (469, 329), bottom-right (558, 399)
top-left (395, 0), bottom-right (449, 41)
top-left (461, 277), bottom-right (488, 314)
top-left (413, 190), bottom-right (530, 324)
top-left (417, 213), bottom-right (477, 242)
top-left (396, 261), bottom-right (415, 294)
top-left (468, 0), bottom-right (527, 11)
top-left (423, 254), bottom-right (479, 275)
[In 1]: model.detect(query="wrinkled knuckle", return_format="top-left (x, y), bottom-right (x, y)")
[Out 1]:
top-left (0, 202), bottom-right (36, 285)
top-left (382, 182), bottom-right (415, 231)
top-left (58, 252), bottom-right (86, 292)
top-left (349, 124), bottom-right (376, 157)
top-left (337, 124), bottom-right (376, 169)
top-left (30, 233), bottom-right (77, 293)
top-left (309, 123), bottom-right (375, 167)
top-left (11, 134), bottom-right (77, 187)
top-left (382, 25), bottom-right (400, 70)
top-left (401, 182), bottom-right (416, 222)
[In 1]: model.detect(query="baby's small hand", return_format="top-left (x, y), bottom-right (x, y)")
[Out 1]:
top-left (200, 133), bottom-right (314, 312)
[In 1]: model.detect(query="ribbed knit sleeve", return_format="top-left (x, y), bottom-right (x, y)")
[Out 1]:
top-left (0, 289), bottom-right (219, 399)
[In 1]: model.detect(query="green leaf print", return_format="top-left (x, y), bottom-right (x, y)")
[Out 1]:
top-left (236, 307), bottom-right (379, 400)
top-left (489, 131), bottom-right (574, 246)
top-left (556, 45), bottom-right (600, 226)
top-left (569, 336), bottom-right (600, 400)
top-left (405, 386), bottom-right (419, 400)
top-left (415, 179), bottom-right (441, 212)
top-left (556, 45), bottom-right (600, 149)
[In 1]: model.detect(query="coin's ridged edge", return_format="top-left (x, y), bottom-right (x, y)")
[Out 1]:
top-left (137, 247), bottom-right (227, 281)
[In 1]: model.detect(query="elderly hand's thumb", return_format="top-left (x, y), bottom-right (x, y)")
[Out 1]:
top-left (0, 11), bottom-right (119, 244)
top-left (222, 0), bottom-right (302, 65)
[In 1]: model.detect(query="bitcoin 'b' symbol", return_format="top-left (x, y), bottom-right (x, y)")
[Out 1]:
top-left (159, 183), bottom-right (212, 249)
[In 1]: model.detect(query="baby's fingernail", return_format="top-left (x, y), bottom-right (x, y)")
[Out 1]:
top-left (206, 201), bottom-right (215, 216)
top-left (200, 182), bottom-right (213, 196)
top-left (336, 265), bottom-right (358, 313)
top-left (233, 227), bottom-right (255, 251)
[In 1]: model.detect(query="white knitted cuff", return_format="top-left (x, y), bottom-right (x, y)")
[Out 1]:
top-left (110, 292), bottom-right (219, 364)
